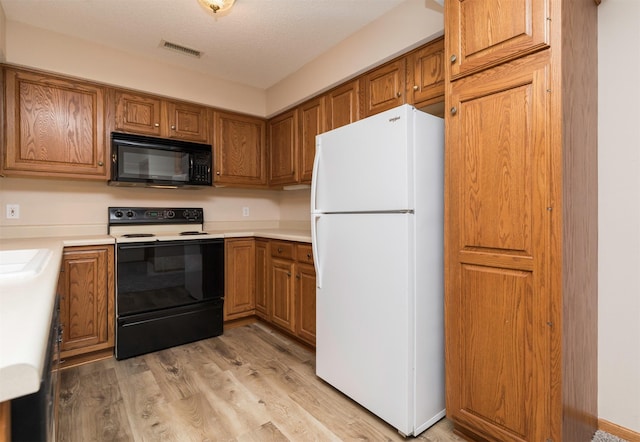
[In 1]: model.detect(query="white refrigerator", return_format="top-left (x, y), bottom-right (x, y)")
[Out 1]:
top-left (311, 104), bottom-right (445, 436)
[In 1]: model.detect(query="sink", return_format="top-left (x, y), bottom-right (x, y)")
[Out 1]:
top-left (0, 249), bottom-right (52, 280)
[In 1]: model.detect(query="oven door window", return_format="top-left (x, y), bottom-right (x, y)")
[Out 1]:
top-left (118, 145), bottom-right (189, 182)
top-left (117, 240), bottom-right (224, 317)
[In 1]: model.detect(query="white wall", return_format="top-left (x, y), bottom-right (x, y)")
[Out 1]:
top-left (597, 0), bottom-right (640, 433)
top-left (266, 0), bottom-right (443, 116)
top-left (0, 3), bottom-right (6, 62)
top-left (4, 20), bottom-right (266, 116)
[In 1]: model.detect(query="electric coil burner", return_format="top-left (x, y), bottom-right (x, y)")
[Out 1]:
top-left (108, 207), bottom-right (224, 359)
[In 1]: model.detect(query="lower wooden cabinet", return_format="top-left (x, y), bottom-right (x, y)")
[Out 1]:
top-left (255, 239), bottom-right (270, 320)
top-left (57, 245), bottom-right (114, 363)
top-left (225, 238), bottom-right (316, 346)
top-left (224, 238), bottom-right (256, 320)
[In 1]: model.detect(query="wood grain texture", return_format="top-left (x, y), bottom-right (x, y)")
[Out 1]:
top-left (165, 101), bottom-right (209, 143)
top-left (3, 67), bottom-right (107, 179)
top-left (224, 238), bottom-right (257, 320)
top-left (446, 0), bottom-right (550, 80)
top-left (268, 109), bottom-right (298, 185)
top-left (407, 36), bottom-right (445, 107)
top-left (213, 111), bottom-right (267, 186)
top-left (58, 324), bottom-right (462, 441)
top-left (114, 91), bottom-right (162, 136)
top-left (362, 58), bottom-right (406, 117)
top-left (324, 79), bottom-right (360, 130)
top-left (297, 96), bottom-right (325, 184)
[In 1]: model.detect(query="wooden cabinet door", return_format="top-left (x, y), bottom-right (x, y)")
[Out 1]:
top-left (213, 111), bottom-right (267, 186)
top-left (407, 37), bottom-right (445, 107)
top-left (268, 109), bottom-right (298, 186)
top-left (58, 245), bottom-right (114, 358)
top-left (296, 262), bottom-right (316, 346)
top-left (3, 69), bottom-right (108, 180)
top-left (255, 239), bottom-right (270, 320)
top-left (298, 97), bottom-right (324, 184)
top-left (362, 59), bottom-right (406, 117)
top-left (445, 52), bottom-right (551, 442)
top-left (164, 101), bottom-right (209, 143)
top-left (114, 91), bottom-right (162, 136)
top-left (270, 258), bottom-right (295, 333)
top-left (446, 0), bottom-right (549, 80)
top-left (224, 239), bottom-right (256, 320)
top-left (325, 80), bottom-right (360, 130)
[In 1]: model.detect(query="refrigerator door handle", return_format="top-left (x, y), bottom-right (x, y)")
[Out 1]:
top-left (310, 140), bottom-right (321, 213)
top-left (311, 213), bottom-right (322, 288)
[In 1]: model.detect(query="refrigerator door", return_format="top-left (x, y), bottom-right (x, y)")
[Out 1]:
top-left (314, 212), bottom-right (415, 434)
top-left (311, 105), bottom-right (414, 213)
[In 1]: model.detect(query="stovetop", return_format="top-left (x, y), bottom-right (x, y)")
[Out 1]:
top-left (108, 207), bottom-right (222, 243)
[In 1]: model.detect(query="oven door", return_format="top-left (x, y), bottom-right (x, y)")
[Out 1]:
top-left (115, 238), bottom-right (224, 359)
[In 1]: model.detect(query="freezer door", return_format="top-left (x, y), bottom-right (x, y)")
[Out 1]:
top-left (314, 212), bottom-right (414, 434)
top-left (312, 105), bottom-right (414, 213)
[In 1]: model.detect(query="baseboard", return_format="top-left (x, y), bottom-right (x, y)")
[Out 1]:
top-left (599, 418), bottom-right (640, 442)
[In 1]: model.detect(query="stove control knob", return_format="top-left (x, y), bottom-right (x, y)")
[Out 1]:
top-left (114, 210), bottom-right (123, 218)
top-left (166, 210), bottom-right (175, 218)
top-left (126, 211), bottom-right (135, 218)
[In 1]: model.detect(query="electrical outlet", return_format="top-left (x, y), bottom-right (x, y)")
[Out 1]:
top-left (242, 206), bottom-right (250, 217)
top-left (6, 204), bottom-right (20, 219)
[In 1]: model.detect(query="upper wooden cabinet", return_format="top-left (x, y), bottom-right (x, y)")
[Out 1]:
top-left (406, 36), bottom-right (445, 107)
top-left (213, 111), bottom-right (267, 187)
top-left (325, 79), bottom-right (360, 131)
top-left (268, 109), bottom-right (298, 186)
top-left (362, 59), bottom-right (406, 117)
top-left (114, 90), bottom-right (209, 143)
top-left (2, 67), bottom-right (108, 180)
top-left (298, 97), bottom-right (325, 184)
top-left (446, 0), bottom-right (550, 79)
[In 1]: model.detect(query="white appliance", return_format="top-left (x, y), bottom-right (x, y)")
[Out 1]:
top-left (311, 104), bottom-right (445, 436)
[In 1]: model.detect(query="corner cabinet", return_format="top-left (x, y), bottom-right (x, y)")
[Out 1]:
top-left (2, 67), bottom-right (108, 180)
top-left (213, 111), bottom-right (267, 187)
top-left (268, 109), bottom-right (298, 186)
top-left (444, 1), bottom-right (598, 441)
top-left (57, 245), bottom-right (115, 365)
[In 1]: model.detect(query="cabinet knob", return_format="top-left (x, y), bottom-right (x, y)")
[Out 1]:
top-left (396, 92), bottom-right (402, 98)
top-left (296, 274), bottom-right (300, 279)
top-left (450, 54), bottom-right (457, 63)
top-left (287, 272), bottom-right (291, 277)
top-left (171, 125), bottom-right (176, 130)
top-left (307, 253), bottom-right (311, 259)
top-left (98, 161), bottom-right (104, 166)
top-left (413, 85), bottom-right (419, 91)
top-left (278, 247), bottom-right (283, 253)
top-left (216, 171), bottom-right (220, 175)
top-left (450, 107), bottom-right (458, 115)
top-left (154, 123), bottom-right (160, 127)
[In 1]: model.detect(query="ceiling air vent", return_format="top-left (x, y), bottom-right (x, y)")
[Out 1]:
top-left (160, 40), bottom-right (202, 58)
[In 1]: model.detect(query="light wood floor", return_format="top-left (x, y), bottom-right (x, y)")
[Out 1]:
top-left (58, 322), bottom-right (462, 441)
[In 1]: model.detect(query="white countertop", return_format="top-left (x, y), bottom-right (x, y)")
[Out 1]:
top-left (0, 229), bottom-right (309, 402)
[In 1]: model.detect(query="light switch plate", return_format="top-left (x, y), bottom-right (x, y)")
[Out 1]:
top-left (6, 204), bottom-right (20, 219)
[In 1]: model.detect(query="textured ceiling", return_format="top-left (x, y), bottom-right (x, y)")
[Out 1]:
top-left (0, 0), bottom-right (414, 89)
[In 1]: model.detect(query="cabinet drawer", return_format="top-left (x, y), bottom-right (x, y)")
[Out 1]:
top-left (297, 244), bottom-right (314, 265)
top-left (271, 241), bottom-right (295, 260)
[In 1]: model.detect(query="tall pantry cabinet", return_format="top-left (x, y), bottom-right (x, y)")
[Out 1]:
top-left (443, 1), bottom-right (598, 442)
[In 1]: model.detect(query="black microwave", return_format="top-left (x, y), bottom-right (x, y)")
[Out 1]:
top-left (109, 132), bottom-right (212, 188)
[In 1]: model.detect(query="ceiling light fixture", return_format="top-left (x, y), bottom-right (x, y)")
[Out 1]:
top-left (198, 0), bottom-right (236, 15)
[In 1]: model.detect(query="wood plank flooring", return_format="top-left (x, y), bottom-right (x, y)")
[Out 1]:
top-left (58, 323), bottom-right (461, 441)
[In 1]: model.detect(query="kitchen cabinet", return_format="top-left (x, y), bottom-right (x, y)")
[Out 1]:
top-left (2, 67), bottom-right (108, 180)
top-left (444, 1), bottom-right (598, 441)
top-left (268, 241), bottom-right (316, 345)
top-left (57, 245), bottom-right (114, 364)
top-left (324, 79), bottom-right (360, 131)
top-left (268, 109), bottom-right (298, 186)
top-left (114, 90), bottom-right (209, 143)
top-left (298, 96), bottom-right (325, 184)
top-left (213, 111), bottom-right (267, 187)
top-left (270, 241), bottom-right (296, 333)
top-left (362, 58), bottom-right (406, 117)
top-left (406, 36), bottom-right (445, 108)
top-left (447, 0), bottom-right (549, 80)
top-left (255, 239), bottom-right (270, 320)
top-left (295, 244), bottom-right (316, 346)
top-left (224, 238), bottom-right (256, 321)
